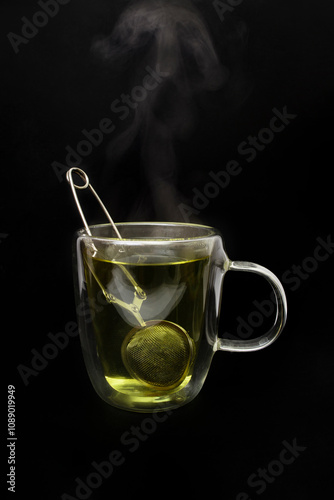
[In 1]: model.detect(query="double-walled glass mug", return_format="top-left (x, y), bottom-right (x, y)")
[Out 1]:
top-left (73, 222), bottom-right (287, 413)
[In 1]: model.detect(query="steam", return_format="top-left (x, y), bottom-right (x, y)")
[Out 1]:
top-left (92, 0), bottom-right (228, 220)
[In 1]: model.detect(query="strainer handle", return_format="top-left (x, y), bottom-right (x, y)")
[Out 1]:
top-left (67, 167), bottom-right (147, 307)
top-left (66, 167), bottom-right (122, 239)
top-left (217, 261), bottom-right (287, 352)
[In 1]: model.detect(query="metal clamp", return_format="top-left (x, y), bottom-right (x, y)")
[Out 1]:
top-left (66, 167), bottom-right (122, 238)
top-left (67, 167), bottom-right (147, 325)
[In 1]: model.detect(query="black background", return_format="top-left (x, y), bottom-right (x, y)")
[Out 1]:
top-left (2, 1), bottom-right (333, 499)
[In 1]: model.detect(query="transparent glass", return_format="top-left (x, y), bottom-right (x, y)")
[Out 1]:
top-left (73, 222), bottom-right (287, 412)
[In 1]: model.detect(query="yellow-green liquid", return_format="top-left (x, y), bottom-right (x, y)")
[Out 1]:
top-left (83, 252), bottom-right (209, 399)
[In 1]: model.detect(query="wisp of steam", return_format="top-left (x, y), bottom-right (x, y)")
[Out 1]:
top-left (92, 0), bottom-right (228, 220)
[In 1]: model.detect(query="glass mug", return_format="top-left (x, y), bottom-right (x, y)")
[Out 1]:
top-left (73, 222), bottom-right (287, 413)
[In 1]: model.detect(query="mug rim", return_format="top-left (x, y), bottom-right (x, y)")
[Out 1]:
top-left (76, 221), bottom-right (219, 242)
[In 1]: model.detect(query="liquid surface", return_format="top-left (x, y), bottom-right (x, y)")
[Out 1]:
top-left (83, 251), bottom-right (209, 399)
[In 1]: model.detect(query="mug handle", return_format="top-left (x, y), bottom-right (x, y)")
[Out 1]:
top-left (218, 261), bottom-right (287, 352)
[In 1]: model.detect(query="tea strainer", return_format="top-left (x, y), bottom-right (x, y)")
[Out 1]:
top-left (67, 167), bottom-right (194, 390)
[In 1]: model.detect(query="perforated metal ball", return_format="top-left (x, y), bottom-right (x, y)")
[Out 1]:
top-left (122, 320), bottom-right (193, 390)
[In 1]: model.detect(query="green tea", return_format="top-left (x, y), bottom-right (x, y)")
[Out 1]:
top-left (83, 251), bottom-right (209, 400)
